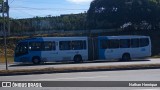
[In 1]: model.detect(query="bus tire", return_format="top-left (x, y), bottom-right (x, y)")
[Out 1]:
top-left (122, 53), bottom-right (131, 61)
top-left (74, 55), bottom-right (82, 63)
top-left (32, 57), bottom-right (41, 64)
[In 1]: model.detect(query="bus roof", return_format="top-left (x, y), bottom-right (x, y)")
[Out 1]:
top-left (98, 35), bottom-right (150, 39)
top-left (19, 37), bottom-right (88, 42)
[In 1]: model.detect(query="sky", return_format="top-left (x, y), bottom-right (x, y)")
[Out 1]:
top-left (8, 0), bottom-right (93, 19)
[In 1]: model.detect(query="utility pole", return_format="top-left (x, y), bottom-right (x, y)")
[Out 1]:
top-left (6, 0), bottom-right (9, 35)
top-left (1, 0), bottom-right (9, 70)
top-left (5, 0), bottom-right (9, 70)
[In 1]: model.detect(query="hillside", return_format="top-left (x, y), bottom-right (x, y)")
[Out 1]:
top-left (10, 13), bottom-right (87, 35)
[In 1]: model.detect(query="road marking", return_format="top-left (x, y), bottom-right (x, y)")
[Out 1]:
top-left (33, 75), bottom-right (109, 81)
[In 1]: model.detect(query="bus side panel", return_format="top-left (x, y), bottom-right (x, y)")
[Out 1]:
top-left (98, 41), bottom-right (104, 60)
top-left (94, 37), bottom-right (98, 60)
top-left (148, 38), bottom-right (152, 57)
top-left (97, 37), bottom-right (107, 60)
top-left (88, 37), bottom-right (98, 60)
top-left (14, 54), bottom-right (32, 63)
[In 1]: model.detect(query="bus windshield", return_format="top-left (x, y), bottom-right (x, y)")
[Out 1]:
top-left (15, 42), bottom-right (28, 57)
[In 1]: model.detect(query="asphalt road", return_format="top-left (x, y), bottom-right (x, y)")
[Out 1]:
top-left (0, 69), bottom-right (160, 81)
top-left (0, 58), bottom-right (160, 70)
top-left (1, 69), bottom-right (160, 90)
top-left (1, 69), bottom-right (160, 81)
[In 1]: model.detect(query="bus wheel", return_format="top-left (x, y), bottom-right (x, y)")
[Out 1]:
top-left (122, 53), bottom-right (131, 61)
top-left (74, 55), bottom-right (82, 63)
top-left (32, 57), bottom-right (41, 64)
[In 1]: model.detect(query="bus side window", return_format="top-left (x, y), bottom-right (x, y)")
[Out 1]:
top-left (59, 41), bottom-right (71, 50)
top-left (29, 42), bottom-right (42, 51)
top-left (108, 39), bottom-right (119, 49)
top-left (131, 39), bottom-right (139, 48)
top-left (83, 41), bottom-right (86, 49)
top-left (140, 38), bottom-right (149, 47)
top-left (53, 42), bottom-right (56, 50)
top-left (72, 40), bottom-right (86, 50)
top-left (100, 40), bottom-right (108, 49)
top-left (42, 42), bottom-right (55, 51)
top-left (120, 39), bottom-right (130, 48)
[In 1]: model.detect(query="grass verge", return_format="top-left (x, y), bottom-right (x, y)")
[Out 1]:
top-left (0, 56), bottom-right (14, 63)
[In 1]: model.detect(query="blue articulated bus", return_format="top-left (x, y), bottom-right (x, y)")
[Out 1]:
top-left (14, 36), bottom-right (151, 64)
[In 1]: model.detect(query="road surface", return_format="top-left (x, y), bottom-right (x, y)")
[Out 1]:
top-left (0, 69), bottom-right (160, 90)
top-left (1, 69), bottom-right (160, 81)
top-left (0, 58), bottom-right (160, 70)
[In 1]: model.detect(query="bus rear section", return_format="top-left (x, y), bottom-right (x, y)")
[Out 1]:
top-left (98, 36), bottom-right (151, 61)
top-left (14, 37), bottom-right (89, 64)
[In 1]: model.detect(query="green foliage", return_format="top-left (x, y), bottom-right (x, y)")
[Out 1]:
top-left (9, 0), bottom-right (160, 32)
top-left (10, 13), bottom-right (87, 33)
top-left (87, 0), bottom-right (160, 30)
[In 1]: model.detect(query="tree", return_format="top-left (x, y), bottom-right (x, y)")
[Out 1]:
top-left (10, 13), bottom-right (87, 34)
top-left (87, 0), bottom-right (160, 30)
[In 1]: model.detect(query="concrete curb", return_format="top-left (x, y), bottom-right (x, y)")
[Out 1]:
top-left (0, 64), bottom-right (160, 76)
